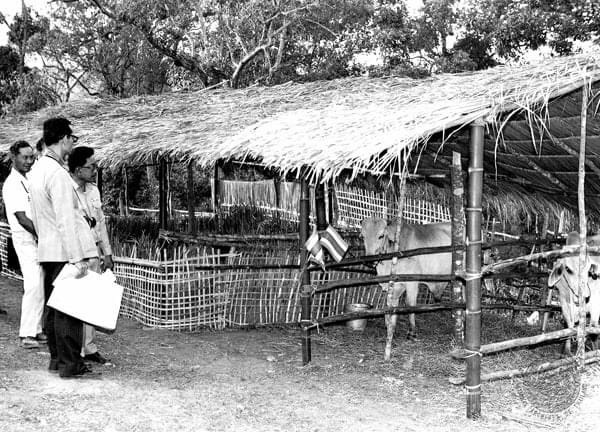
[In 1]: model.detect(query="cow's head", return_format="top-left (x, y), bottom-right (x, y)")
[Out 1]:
top-left (548, 233), bottom-right (592, 304)
top-left (360, 217), bottom-right (400, 255)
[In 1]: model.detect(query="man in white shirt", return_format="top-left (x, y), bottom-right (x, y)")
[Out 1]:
top-left (29, 117), bottom-right (100, 379)
top-left (2, 141), bottom-right (45, 349)
top-left (69, 146), bottom-right (113, 365)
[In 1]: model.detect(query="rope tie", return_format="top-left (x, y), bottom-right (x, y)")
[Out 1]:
top-left (465, 309), bottom-right (481, 316)
top-left (464, 272), bottom-right (482, 281)
top-left (465, 207), bottom-right (483, 212)
top-left (468, 167), bottom-right (484, 173)
top-left (464, 383), bottom-right (482, 395)
top-left (463, 348), bottom-right (482, 358)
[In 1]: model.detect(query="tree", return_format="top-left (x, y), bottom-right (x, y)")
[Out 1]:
top-left (55, 0), bottom-right (384, 88)
top-left (0, 9), bottom-right (59, 115)
top-left (0, 45), bottom-right (21, 114)
top-left (25, 2), bottom-right (172, 99)
top-left (457, 0), bottom-right (600, 60)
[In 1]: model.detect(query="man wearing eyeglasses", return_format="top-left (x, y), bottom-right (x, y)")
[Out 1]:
top-left (29, 117), bottom-right (101, 379)
top-left (69, 146), bottom-right (113, 366)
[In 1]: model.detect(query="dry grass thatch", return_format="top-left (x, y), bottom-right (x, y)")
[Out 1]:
top-left (0, 53), bottom-right (598, 178)
top-left (3, 53), bottom-right (600, 218)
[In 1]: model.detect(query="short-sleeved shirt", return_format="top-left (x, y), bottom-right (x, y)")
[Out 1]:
top-left (74, 181), bottom-right (112, 256)
top-left (2, 168), bottom-right (34, 241)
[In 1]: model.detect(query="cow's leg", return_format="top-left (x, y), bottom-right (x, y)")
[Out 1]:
top-left (384, 282), bottom-right (404, 362)
top-left (405, 282), bottom-right (419, 341)
top-left (588, 296), bottom-right (600, 351)
top-left (562, 304), bottom-right (574, 356)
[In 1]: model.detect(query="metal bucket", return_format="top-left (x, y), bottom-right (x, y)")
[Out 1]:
top-left (344, 303), bottom-right (372, 331)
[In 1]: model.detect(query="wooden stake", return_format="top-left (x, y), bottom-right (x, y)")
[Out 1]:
top-left (187, 161), bottom-right (196, 234)
top-left (328, 179), bottom-right (337, 226)
top-left (576, 83), bottom-right (589, 367)
top-left (158, 158), bottom-right (168, 230)
top-left (299, 177), bottom-right (312, 365)
top-left (465, 119), bottom-right (484, 419)
top-left (451, 151), bottom-right (465, 344)
top-left (315, 183), bottom-right (327, 230)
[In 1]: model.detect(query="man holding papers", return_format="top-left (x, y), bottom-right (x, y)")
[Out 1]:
top-left (29, 117), bottom-right (101, 379)
top-left (69, 146), bottom-right (113, 365)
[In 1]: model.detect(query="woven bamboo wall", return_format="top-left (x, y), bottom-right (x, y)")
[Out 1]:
top-left (335, 184), bottom-right (451, 227)
top-left (218, 180), bottom-right (450, 226)
top-left (115, 251), bottom-right (231, 331)
top-left (219, 180), bottom-right (320, 222)
top-left (0, 222), bottom-right (22, 281)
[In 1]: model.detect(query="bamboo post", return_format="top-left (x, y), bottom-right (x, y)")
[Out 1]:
top-left (576, 83), bottom-right (589, 367)
top-left (97, 167), bottom-right (103, 199)
top-left (187, 160), bottom-right (196, 234)
top-left (274, 174), bottom-right (281, 211)
top-left (328, 179), bottom-right (337, 226)
top-left (212, 160), bottom-right (221, 228)
top-left (315, 182), bottom-right (328, 230)
top-left (465, 119), bottom-right (484, 419)
top-left (122, 166), bottom-right (129, 216)
top-left (158, 158), bottom-right (168, 230)
top-left (299, 177), bottom-right (312, 365)
top-left (451, 151), bottom-right (465, 344)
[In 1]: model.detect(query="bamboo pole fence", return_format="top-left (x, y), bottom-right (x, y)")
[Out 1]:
top-left (449, 350), bottom-right (600, 385)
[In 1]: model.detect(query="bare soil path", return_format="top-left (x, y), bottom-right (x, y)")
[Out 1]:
top-left (1, 276), bottom-right (599, 432)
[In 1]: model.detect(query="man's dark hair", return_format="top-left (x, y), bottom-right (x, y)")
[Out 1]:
top-left (42, 117), bottom-right (72, 146)
top-left (68, 146), bottom-right (94, 173)
top-left (9, 140), bottom-right (32, 156)
top-left (36, 138), bottom-right (45, 153)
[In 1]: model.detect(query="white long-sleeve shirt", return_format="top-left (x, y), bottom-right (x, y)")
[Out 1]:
top-left (28, 151), bottom-right (97, 263)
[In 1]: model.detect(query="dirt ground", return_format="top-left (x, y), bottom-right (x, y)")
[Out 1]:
top-left (1, 276), bottom-right (600, 432)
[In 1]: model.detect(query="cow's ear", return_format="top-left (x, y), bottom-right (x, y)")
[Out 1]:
top-left (548, 264), bottom-right (563, 287)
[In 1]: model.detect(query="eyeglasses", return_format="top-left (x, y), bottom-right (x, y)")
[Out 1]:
top-left (68, 134), bottom-right (79, 143)
top-left (80, 163), bottom-right (98, 171)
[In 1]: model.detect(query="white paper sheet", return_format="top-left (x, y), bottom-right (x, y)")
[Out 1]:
top-left (47, 269), bottom-right (124, 330)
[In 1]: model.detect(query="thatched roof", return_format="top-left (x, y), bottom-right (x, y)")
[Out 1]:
top-left (1, 52), bottom-right (600, 217)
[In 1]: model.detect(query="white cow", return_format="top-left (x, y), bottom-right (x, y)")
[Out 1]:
top-left (548, 232), bottom-right (600, 353)
top-left (361, 217), bottom-right (452, 361)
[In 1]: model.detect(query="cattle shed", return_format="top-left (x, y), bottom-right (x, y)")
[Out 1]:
top-left (2, 52), bottom-right (600, 418)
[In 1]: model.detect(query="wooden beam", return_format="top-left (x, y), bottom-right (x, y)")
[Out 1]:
top-left (503, 147), bottom-right (570, 192)
top-left (549, 133), bottom-right (600, 179)
top-left (451, 327), bottom-right (600, 359)
top-left (450, 350), bottom-right (600, 385)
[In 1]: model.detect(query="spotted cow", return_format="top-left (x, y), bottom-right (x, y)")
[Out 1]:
top-left (361, 217), bottom-right (453, 361)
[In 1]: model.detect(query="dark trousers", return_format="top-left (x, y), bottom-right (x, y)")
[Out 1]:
top-left (42, 262), bottom-right (84, 376)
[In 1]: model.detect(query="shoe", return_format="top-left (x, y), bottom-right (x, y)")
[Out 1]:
top-left (36, 333), bottom-right (48, 343)
top-left (83, 352), bottom-right (109, 364)
top-left (48, 359), bottom-right (59, 373)
top-left (60, 364), bottom-right (102, 379)
top-left (20, 337), bottom-right (40, 349)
